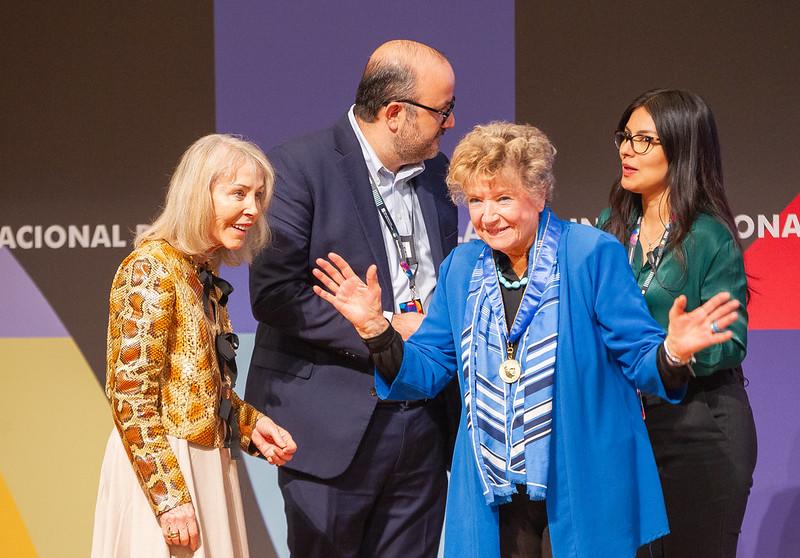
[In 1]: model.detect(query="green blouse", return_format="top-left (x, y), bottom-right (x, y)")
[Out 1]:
top-left (597, 210), bottom-right (748, 376)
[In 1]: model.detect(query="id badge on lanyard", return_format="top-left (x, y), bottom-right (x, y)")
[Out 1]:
top-left (371, 178), bottom-right (424, 314)
top-left (397, 234), bottom-right (423, 313)
top-left (628, 216), bottom-right (671, 418)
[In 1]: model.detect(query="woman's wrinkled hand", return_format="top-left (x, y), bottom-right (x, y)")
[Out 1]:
top-left (252, 416), bottom-right (297, 466)
top-left (159, 502), bottom-right (199, 550)
top-left (312, 252), bottom-right (389, 338)
top-left (664, 292), bottom-right (740, 362)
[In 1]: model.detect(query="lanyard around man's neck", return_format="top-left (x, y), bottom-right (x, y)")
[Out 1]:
top-left (369, 176), bottom-right (420, 301)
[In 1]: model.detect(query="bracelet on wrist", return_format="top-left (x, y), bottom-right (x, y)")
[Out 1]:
top-left (663, 341), bottom-right (696, 373)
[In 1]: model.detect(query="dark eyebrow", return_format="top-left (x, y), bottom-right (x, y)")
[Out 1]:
top-left (624, 127), bottom-right (658, 136)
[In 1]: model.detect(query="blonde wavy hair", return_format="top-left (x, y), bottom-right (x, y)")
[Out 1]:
top-left (137, 133), bottom-right (274, 267)
top-left (446, 121), bottom-right (556, 204)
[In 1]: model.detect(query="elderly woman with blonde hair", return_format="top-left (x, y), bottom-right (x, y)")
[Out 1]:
top-left (312, 122), bottom-right (740, 558)
top-left (91, 134), bottom-right (296, 557)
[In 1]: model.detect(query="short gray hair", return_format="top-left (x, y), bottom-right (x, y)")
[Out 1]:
top-left (446, 121), bottom-right (556, 205)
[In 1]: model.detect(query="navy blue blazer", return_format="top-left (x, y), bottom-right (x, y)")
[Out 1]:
top-left (246, 113), bottom-right (459, 478)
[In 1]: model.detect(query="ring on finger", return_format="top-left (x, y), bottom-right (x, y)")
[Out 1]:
top-left (167, 528), bottom-right (179, 539)
top-left (710, 320), bottom-right (721, 334)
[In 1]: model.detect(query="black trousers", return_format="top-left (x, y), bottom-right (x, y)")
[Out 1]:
top-left (638, 368), bottom-right (757, 558)
top-left (278, 401), bottom-right (448, 558)
top-left (499, 487), bottom-right (552, 558)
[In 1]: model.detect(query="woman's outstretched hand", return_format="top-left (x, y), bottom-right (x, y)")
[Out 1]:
top-left (312, 252), bottom-right (389, 338)
top-left (664, 292), bottom-right (740, 362)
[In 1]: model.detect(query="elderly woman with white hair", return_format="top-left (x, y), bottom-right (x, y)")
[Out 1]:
top-left (312, 122), bottom-right (740, 558)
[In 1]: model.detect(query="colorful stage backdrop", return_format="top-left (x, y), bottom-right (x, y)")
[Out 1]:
top-left (1, 2), bottom-right (797, 556)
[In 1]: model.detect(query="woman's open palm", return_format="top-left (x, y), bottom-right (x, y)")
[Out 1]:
top-left (312, 252), bottom-right (384, 334)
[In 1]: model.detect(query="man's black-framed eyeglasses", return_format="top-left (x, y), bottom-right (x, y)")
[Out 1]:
top-left (386, 96), bottom-right (456, 124)
top-left (614, 130), bottom-right (662, 155)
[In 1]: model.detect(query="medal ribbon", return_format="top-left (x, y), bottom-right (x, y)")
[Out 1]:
top-left (460, 208), bottom-right (562, 505)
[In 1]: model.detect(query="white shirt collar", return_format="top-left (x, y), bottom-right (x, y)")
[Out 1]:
top-left (347, 105), bottom-right (425, 187)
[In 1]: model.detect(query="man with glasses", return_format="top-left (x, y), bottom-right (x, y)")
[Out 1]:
top-left (246, 39), bottom-right (459, 557)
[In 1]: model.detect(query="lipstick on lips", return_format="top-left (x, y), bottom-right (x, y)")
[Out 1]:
top-left (622, 164), bottom-right (637, 177)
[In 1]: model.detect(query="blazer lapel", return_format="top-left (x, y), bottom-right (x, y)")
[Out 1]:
top-left (414, 174), bottom-right (445, 272)
top-left (333, 116), bottom-right (395, 311)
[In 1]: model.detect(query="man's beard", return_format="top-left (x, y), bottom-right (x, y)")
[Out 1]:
top-left (393, 118), bottom-right (442, 164)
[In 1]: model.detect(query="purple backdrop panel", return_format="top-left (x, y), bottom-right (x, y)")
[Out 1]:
top-left (215, 0), bottom-right (515, 332)
top-left (0, 248), bottom-right (68, 338)
top-left (740, 330), bottom-right (800, 557)
top-left (220, 263), bottom-right (251, 331)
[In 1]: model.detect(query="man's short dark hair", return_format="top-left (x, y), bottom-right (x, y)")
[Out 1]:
top-left (353, 60), bottom-right (416, 122)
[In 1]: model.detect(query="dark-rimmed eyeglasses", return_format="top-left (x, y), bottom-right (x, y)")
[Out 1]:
top-left (385, 97), bottom-right (456, 124)
top-left (614, 130), bottom-right (662, 155)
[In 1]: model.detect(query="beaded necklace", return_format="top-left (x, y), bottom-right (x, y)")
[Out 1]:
top-left (496, 265), bottom-right (529, 290)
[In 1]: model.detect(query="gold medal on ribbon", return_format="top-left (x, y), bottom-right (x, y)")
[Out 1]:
top-left (500, 341), bottom-right (521, 383)
top-left (499, 358), bottom-right (521, 383)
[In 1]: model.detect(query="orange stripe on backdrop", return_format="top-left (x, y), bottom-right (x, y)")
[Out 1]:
top-left (0, 338), bottom-right (110, 558)
top-left (745, 193), bottom-right (800, 330)
top-left (0, 473), bottom-right (37, 557)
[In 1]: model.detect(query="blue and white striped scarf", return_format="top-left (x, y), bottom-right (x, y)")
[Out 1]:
top-left (460, 208), bottom-right (561, 505)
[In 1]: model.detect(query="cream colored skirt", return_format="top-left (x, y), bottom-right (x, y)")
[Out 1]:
top-left (91, 430), bottom-right (249, 558)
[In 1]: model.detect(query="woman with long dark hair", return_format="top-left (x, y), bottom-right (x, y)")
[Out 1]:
top-left (599, 89), bottom-right (757, 557)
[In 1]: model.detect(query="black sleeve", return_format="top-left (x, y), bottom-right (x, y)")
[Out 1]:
top-left (362, 324), bottom-right (404, 385)
top-left (656, 344), bottom-right (694, 392)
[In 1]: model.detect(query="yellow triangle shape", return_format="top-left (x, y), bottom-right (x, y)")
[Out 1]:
top-left (0, 473), bottom-right (38, 557)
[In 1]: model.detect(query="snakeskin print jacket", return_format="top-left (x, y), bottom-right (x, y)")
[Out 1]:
top-left (105, 240), bottom-right (263, 516)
